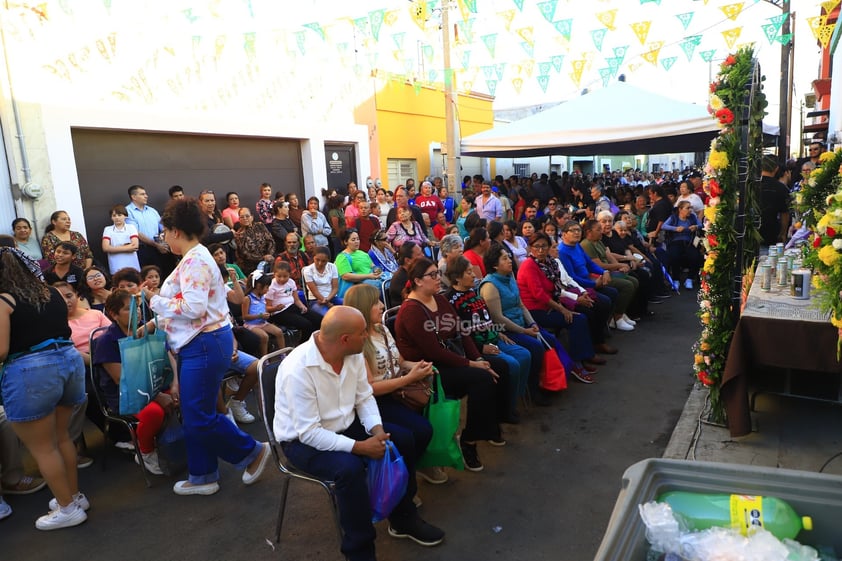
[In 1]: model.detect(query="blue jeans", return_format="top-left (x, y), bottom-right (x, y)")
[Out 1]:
top-left (283, 415), bottom-right (421, 561)
top-left (1, 344), bottom-right (85, 422)
top-left (494, 341), bottom-right (531, 413)
top-left (308, 297), bottom-right (343, 317)
top-left (529, 309), bottom-right (595, 361)
top-left (177, 326), bottom-right (261, 484)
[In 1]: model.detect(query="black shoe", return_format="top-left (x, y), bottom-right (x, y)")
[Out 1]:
top-left (460, 440), bottom-right (484, 472)
top-left (388, 517), bottom-right (445, 546)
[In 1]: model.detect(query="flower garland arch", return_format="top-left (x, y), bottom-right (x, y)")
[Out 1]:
top-left (694, 47), bottom-right (766, 423)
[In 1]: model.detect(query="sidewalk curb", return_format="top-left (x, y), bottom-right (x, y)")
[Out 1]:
top-left (662, 383), bottom-right (708, 460)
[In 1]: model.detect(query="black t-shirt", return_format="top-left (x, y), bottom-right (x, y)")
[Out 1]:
top-left (43, 264), bottom-right (85, 291)
top-left (604, 233), bottom-right (633, 256)
top-left (759, 175), bottom-right (790, 245)
top-left (389, 267), bottom-right (408, 306)
top-left (5, 286), bottom-right (71, 355)
top-left (646, 198), bottom-right (673, 234)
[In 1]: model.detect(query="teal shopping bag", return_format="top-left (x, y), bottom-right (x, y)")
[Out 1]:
top-left (417, 371), bottom-right (464, 470)
top-left (118, 294), bottom-right (170, 415)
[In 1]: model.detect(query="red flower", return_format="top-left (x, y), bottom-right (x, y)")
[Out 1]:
top-left (715, 108), bottom-right (735, 125)
top-left (828, 227), bottom-right (837, 237)
top-left (709, 178), bottom-right (721, 197)
top-left (697, 370), bottom-right (714, 386)
top-left (722, 55), bottom-right (736, 67)
top-left (814, 235), bottom-right (822, 248)
top-left (709, 82), bottom-right (718, 93)
top-left (707, 234), bottom-right (718, 248)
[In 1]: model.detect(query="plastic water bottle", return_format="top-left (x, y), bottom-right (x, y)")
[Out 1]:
top-left (658, 491), bottom-right (812, 540)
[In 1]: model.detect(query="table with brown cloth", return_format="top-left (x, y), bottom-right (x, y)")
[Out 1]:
top-left (721, 273), bottom-right (842, 436)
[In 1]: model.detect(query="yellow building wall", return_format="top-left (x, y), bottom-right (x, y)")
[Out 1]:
top-left (367, 80), bottom-right (494, 188)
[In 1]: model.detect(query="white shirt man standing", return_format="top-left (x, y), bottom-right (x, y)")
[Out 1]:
top-left (475, 182), bottom-right (502, 222)
top-left (125, 184), bottom-right (167, 270)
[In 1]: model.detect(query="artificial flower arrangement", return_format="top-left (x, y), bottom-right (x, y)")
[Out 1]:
top-left (799, 148), bottom-right (842, 356)
top-left (693, 47), bottom-right (765, 422)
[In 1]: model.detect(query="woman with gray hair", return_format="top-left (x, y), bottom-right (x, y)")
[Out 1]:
top-left (437, 233), bottom-right (464, 290)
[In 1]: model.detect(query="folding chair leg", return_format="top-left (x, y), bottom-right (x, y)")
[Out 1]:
top-left (275, 476), bottom-right (291, 543)
top-left (330, 491), bottom-right (343, 546)
top-left (129, 430), bottom-right (152, 488)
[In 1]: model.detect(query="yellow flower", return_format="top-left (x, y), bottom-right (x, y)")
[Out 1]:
top-left (708, 150), bottom-right (729, 170)
top-left (703, 256), bottom-right (716, 273)
top-left (820, 151), bottom-right (836, 163)
top-left (700, 341), bottom-right (711, 352)
top-left (694, 354), bottom-right (705, 365)
top-left (795, 193), bottom-right (803, 205)
top-left (704, 205), bottom-right (718, 224)
top-left (832, 315), bottom-right (842, 329)
top-left (701, 312), bottom-right (710, 325)
top-left (709, 94), bottom-right (724, 111)
top-left (818, 244), bottom-right (841, 267)
top-left (813, 274), bottom-right (823, 289)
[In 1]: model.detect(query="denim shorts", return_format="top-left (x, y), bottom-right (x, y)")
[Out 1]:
top-left (229, 349), bottom-right (257, 375)
top-left (1, 345), bottom-right (86, 422)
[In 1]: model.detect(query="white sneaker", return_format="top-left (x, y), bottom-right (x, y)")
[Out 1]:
top-left (48, 492), bottom-right (90, 512)
top-left (227, 398), bottom-right (256, 424)
top-left (114, 441), bottom-right (135, 451)
top-left (684, 278), bottom-right (694, 290)
top-left (615, 318), bottom-right (635, 332)
top-left (35, 504), bottom-right (87, 530)
top-left (0, 498), bottom-right (11, 520)
top-left (135, 450), bottom-right (164, 475)
top-left (621, 314), bottom-right (637, 326)
top-left (224, 408), bottom-right (236, 425)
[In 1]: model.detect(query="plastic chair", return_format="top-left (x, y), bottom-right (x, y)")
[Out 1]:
top-left (256, 348), bottom-right (342, 546)
top-left (87, 326), bottom-right (152, 487)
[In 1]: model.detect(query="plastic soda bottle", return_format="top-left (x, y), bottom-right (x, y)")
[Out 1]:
top-left (657, 492), bottom-right (812, 540)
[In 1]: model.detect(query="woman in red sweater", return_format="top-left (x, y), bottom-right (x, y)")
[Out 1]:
top-left (516, 232), bottom-right (599, 383)
top-left (395, 258), bottom-right (504, 472)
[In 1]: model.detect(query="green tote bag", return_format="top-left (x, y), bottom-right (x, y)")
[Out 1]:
top-left (417, 371), bottom-right (464, 470)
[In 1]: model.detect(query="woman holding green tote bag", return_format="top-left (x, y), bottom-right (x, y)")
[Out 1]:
top-left (394, 258), bottom-right (504, 474)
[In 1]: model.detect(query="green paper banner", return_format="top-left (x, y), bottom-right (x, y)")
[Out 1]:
top-left (762, 23), bottom-right (779, 44)
top-left (553, 19), bottom-right (572, 40)
top-left (486, 79), bottom-right (498, 96)
top-left (768, 12), bottom-right (788, 30)
top-left (369, 9), bottom-right (385, 41)
top-left (303, 22), bottom-right (325, 41)
top-left (393, 32), bottom-right (406, 49)
top-left (591, 28), bottom-right (607, 51)
top-left (776, 33), bottom-right (792, 45)
top-left (521, 41), bottom-right (534, 57)
top-left (295, 31), bottom-right (307, 55)
top-left (599, 67), bottom-right (613, 87)
top-left (537, 74), bottom-right (550, 92)
top-left (481, 33), bottom-right (497, 57)
top-left (537, 0), bottom-right (557, 23)
top-left (699, 49), bottom-right (716, 62)
top-left (494, 62), bottom-right (506, 80)
top-left (551, 55), bottom-right (564, 73)
top-left (482, 65), bottom-right (494, 79)
top-left (538, 61), bottom-right (552, 76)
top-left (613, 45), bottom-right (628, 62)
top-left (461, 50), bottom-right (471, 70)
top-left (676, 11), bottom-right (694, 30)
top-left (661, 56), bottom-right (677, 71)
top-left (458, 18), bottom-right (475, 44)
top-left (513, 0), bottom-right (524, 12)
top-left (679, 35), bottom-right (701, 61)
top-left (422, 44), bottom-right (434, 64)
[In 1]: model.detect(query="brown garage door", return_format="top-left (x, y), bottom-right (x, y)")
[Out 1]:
top-left (71, 128), bottom-right (303, 266)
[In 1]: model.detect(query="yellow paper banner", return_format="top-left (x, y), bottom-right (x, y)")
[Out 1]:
top-left (721, 27), bottom-right (742, 49)
top-left (719, 2), bottom-right (744, 21)
top-left (641, 41), bottom-right (663, 66)
top-left (512, 77), bottom-right (523, 93)
top-left (596, 9), bottom-right (617, 31)
top-left (817, 23), bottom-right (836, 48)
top-left (630, 21), bottom-right (651, 45)
top-left (409, 1), bottom-right (428, 31)
top-left (384, 9), bottom-right (400, 26)
top-left (807, 15), bottom-right (828, 39)
top-left (517, 26), bottom-right (534, 46)
top-left (498, 9), bottom-right (516, 32)
top-left (821, 1), bottom-right (840, 15)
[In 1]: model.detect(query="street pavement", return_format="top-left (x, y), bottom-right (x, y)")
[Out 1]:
top-left (2, 288), bottom-right (743, 561)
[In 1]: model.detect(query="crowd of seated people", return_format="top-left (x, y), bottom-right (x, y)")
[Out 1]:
top-left (3, 171), bottom-right (708, 552)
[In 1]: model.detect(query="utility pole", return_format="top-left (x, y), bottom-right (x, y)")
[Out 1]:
top-left (779, 0), bottom-right (792, 159)
top-left (441, 1), bottom-right (460, 192)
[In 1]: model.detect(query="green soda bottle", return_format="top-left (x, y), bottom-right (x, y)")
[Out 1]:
top-left (658, 491), bottom-right (812, 540)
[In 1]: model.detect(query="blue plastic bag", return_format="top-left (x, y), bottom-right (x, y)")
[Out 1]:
top-left (118, 294), bottom-right (170, 415)
top-left (366, 441), bottom-right (409, 522)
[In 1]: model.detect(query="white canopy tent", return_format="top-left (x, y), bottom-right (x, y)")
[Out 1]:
top-left (461, 82), bottom-right (722, 158)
